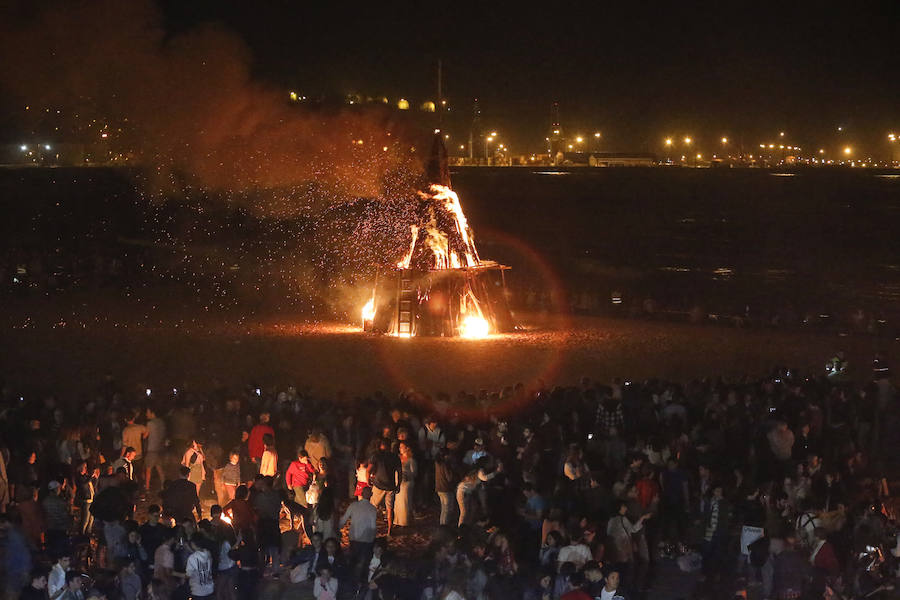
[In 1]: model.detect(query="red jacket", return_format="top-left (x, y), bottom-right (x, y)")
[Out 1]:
top-left (285, 460), bottom-right (316, 489)
top-left (812, 541), bottom-right (840, 576)
top-left (560, 591), bottom-right (592, 600)
top-left (248, 424), bottom-right (274, 460)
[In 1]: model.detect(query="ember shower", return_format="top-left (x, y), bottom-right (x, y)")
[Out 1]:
top-left (0, 0), bottom-right (439, 314)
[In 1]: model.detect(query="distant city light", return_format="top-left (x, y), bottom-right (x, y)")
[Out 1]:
top-left (44, 144), bottom-right (51, 150)
top-left (683, 136), bottom-right (692, 145)
top-left (576, 136), bottom-right (583, 143)
top-left (721, 137), bottom-right (728, 144)
top-left (844, 146), bottom-right (852, 155)
top-left (20, 145), bottom-right (26, 151)
top-left (397, 98), bottom-right (409, 110)
top-left (289, 91), bottom-right (298, 101)
top-left (665, 138), bottom-right (673, 146)
top-left (594, 132), bottom-right (601, 138)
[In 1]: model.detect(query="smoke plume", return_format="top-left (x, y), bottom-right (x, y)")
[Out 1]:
top-left (0, 0), bottom-right (421, 214)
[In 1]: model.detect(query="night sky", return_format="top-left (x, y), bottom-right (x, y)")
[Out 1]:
top-left (158, 1), bottom-right (900, 153)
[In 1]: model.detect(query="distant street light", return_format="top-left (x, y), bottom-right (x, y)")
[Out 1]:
top-left (665, 138), bottom-right (673, 146)
top-left (843, 146), bottom-right (852, 156)
top-left (721, 137), bottom-right (728, 144)
top-left (684, 136), bottom-right (692, 145)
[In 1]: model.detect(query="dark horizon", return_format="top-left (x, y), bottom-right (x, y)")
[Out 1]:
top-left (157, 1), bottom-right (900, 153)
top-left (0, 1), bottom-right (898, 156)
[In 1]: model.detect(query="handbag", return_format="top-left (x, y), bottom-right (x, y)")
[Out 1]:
top-left (306, 480), bottom-right (321, 505)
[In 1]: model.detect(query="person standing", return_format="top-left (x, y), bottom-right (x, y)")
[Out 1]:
top-left (418, 416), bottom-right (445, 505)
top-left (42, 481), bottom-right (71, 556)
top-left (162, 466), bottom-right (202, 523)
top-left (339, 486), bottom-right (377, 583)
top-left (259, 435), bottom-right (278, 478)
top-left (434, 449), bottom-right (458, 526)
top-left (607, 501), bottom-right (651, 592)
top-left (248, 413), bottom-right (274, 469)
top-left (304, 429), bottom-right (332, 472)
top-left (701, 484), bottom-right (732, 583)
top-left (48, 554), bottom-right (72, 600)
top-left (394, 442), bottom-right (416, 527)
top-left (113, 448), bottom-right (137, 481)
top-left (332, 414), bottom-right (360, 499)
top-left (185, 534), bottom-right (215, 600)
top-left (221, 452), bottom-right (241, 503)
top-left (121, 411), bottom-right (148, 480)
top-left (182, 440), bottom-right (207, 493)
top-left (368, 439), bottom-right (401, 536)
top-left (144, 407), bottom-right (167, 491)
top-left (74, 461), bottom-right (96, 535)
top-left (286, 450), bottom-right (317, 509)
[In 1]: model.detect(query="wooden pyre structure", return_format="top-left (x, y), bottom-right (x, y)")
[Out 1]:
top-left (363, 133), bottom-right (515, 336)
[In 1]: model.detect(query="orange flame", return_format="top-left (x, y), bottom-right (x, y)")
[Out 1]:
top-left (413, 184), bottom-right (481, 270)
top-left (361, 296), bottom-right (376, 323)
top-left (397, 225), bottom-right (419, 269)
top-left (459, 314), bottom-right (489, 338)
top-left (458, 287), bottom-right (489, 338)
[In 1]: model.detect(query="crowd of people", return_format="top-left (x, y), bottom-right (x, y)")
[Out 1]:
top-left (1, 357), bottom-right (899, 600)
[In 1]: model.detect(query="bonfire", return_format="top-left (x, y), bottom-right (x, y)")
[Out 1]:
top-left (361, 134), bottom-right (514, 338)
